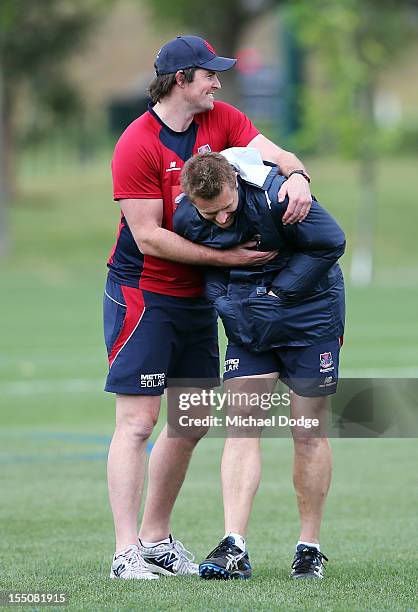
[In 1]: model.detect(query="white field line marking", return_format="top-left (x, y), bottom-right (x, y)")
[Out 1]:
top-left (340, 367), bottom-right (418, 378)
top-left (1, 367), bottom-right (418, 395)
top-left (1, 378), bottom-right (104, 395)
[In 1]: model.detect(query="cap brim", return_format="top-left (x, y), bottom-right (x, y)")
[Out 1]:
top-left (200, 56), bottom-right (237, 72)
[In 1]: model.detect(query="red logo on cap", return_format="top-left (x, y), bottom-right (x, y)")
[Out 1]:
top-left (204, 40), bottom-right (216, 55)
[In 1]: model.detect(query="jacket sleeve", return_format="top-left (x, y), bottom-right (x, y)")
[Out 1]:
top-left (173, 197), bottom-right (244, 249)
top-left (172, 197), bottom-right (199, 241)
top-left (270, 198), bottom-right (346, 300)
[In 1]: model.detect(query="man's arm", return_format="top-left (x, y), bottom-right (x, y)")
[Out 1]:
top-left (270, 200), bottom-right (346, 300)
top-left (119, 198), bottom-right (277, 267)
top-left (248, 133), bottom-right (312, 225)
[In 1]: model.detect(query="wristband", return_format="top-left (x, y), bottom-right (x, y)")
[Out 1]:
top-left (287, 169), bottom-right (311, 183)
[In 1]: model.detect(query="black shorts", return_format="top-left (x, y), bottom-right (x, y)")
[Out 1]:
top-left (223, 338), bottom-right (342, 397)
top-left (103, 278), bottom-right (219, 395)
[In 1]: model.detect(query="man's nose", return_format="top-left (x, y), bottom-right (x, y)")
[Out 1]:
top-left (216, 211), bottom-right (228, 224)
top-left (213, 75), bottom-right (221, 89)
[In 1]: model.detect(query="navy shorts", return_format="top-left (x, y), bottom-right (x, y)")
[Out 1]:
top-left (103, 278), bottom-right (219, 395)
top-left (223, 339), bottom-right (342, 397)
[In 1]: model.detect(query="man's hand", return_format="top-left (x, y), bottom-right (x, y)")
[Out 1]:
top-left (279, 174), bottom-right (312, 225)
top-left (247, 134), bottom-right (312, 224)
top-left (215, 241), bottom-right (278, 267)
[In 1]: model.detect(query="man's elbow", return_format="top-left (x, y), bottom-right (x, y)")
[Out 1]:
top-left (135, 234), bottom-right (159, 257)
top-left (336, 228), bottom-right (346, 257)
top-left (327, 227), bottom-right (346, 257)
top-left (333, 237), bottom-right (346, 259)
top-left (321, 240), bottom-right (345, 261)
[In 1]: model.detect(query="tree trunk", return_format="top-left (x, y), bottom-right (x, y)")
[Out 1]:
top-left (350, 79), bottom-right (377, 286)
top-left (193, 7), bottom-right (246, 107)
top-left (0, 63), bottom-right (10, 256)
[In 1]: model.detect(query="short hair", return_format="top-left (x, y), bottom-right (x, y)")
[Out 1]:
top-left (181, 152), bottom-right (237, 201)
top-left (147, 68), bottom-right (197, 103)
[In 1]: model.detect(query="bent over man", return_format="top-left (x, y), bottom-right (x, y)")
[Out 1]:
top-left (174, 149), bottom-right (346, 580)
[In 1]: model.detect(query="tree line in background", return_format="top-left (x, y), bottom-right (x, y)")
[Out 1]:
top-left (286, 0), bottom-right (418, 284)
top-left (0, 0), bottom-right (418, 258)
top-left (0, 0), bottom-right (111, 252)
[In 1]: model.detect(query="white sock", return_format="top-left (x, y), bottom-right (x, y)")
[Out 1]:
top-left (225, 532), bottom-right (246, 552)
top-left (140, 536), bottom-right (171, 548)
top-left (297, 540), bottom-right (320, 552)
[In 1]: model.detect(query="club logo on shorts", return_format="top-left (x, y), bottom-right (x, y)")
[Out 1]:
top-left (140, 373), bottom-right (166, 388)
top-left (224, 358), bottom-right (240, 373)
top-left (319, 352), bottom-right (334, 373)
top-left (198, 144), bottom-right (212, 154)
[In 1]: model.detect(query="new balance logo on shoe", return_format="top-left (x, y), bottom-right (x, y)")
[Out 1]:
top-left (153, 551), bottom-right (177, 571)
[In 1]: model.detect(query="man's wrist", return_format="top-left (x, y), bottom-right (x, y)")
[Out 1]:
top-left (287, 169), bottom-right (311, 183)
top-left (207, 248), bottom-right (230, 267)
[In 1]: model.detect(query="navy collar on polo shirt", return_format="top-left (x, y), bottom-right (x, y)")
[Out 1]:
top-left (148, 102), bottom-right (196, 136)
top-left (148, 102), bottom-right (198, 162)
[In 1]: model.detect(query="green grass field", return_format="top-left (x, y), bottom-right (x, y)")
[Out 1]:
top-left (0, 154), bottom-right (417, 611)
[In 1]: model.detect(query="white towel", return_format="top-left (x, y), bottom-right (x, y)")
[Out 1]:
top-left (220, 147), bottom-right (272, 187)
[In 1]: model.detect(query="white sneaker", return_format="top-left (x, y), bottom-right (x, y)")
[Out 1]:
top-left (110, 544), bottom-right (159, 580)
top-left (138, 535), bottom-right (198, 576)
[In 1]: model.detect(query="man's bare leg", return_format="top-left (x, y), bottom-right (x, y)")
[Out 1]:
top-left (222, 374), bottom-right (279, 537)
top-left (291, 393), bottom-right (332, 544)
top-left (139, 387), bottom-right (209, 542)
top-left (139, 425), bottom-right (203, 541)
top-left (222, 437), bottom-right (261, 537)
top-left (200, 374), bottom-right (278, 580)
top-left (107, 394), bottom-right (160, 553)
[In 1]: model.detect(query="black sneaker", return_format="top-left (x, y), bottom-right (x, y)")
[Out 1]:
top-left (199, 536), bottom-right (252, 580)
top-left (290, 544), bottom-right (328, 579)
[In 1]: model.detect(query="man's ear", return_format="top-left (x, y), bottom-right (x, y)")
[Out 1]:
top-left (176, 70), bottom-right (186, 88)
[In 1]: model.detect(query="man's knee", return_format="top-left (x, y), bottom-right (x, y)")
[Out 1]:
top-left (167, 419), bottom-right (210, 442)
top-left (293, 435), bottom-right (330, 454)
top-left (115, 394), bottom-right (160, 441)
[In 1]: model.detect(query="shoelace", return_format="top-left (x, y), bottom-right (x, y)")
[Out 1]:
top-left (123, 547), bottom-right (150, 572)
top-left (207, 540), bottom-right (246, 563)
top-left (172, 539), bottom-right (195, 562)
top-left (292, 547), bottom-right (328, 572)
top-left (224, 550), bottom-right (247, 571)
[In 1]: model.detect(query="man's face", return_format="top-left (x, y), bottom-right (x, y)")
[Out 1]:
top-left (182, 68), bottom-right (221, 112)
top-left (192, 183), bottom-right (239, 228)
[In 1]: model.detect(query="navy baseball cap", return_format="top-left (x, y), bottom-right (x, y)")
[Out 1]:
top-left (155, 35), bottom-right (236, 76)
